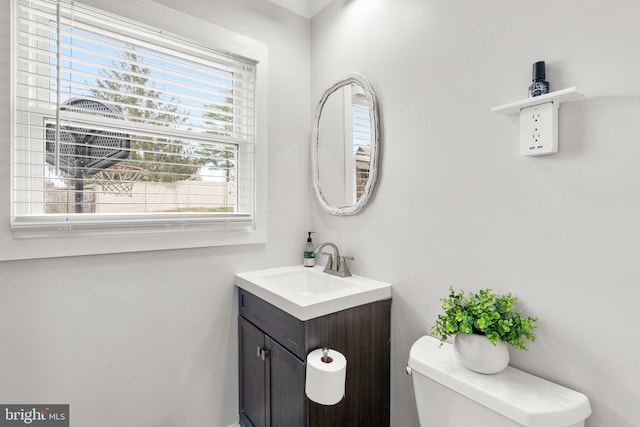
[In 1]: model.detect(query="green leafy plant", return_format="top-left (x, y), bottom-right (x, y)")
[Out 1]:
top-left (431, 286), bottom-right (538, 350)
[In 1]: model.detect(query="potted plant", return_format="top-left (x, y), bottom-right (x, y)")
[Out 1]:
top-left (431, 286), bottom-right (538, 374)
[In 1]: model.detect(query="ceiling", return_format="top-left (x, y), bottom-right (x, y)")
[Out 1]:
top-left (264, 0), bottom-right (333, 18)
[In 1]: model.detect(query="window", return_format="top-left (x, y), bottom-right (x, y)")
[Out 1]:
top-left (12, 0), bottom-right (261, 239)
top-left (352, 93), bottom-right (371, 202)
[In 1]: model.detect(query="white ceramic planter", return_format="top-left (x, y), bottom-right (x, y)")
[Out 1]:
top-left (454, 333), bottom-right (509, 374)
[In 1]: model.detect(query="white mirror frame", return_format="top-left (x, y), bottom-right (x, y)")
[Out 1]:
top-left (311, 73), bottom-right (380, 216)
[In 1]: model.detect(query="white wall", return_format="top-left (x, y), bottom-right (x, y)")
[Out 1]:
top-left (310, 1), bottom-right (640, 426)
top-left (4, 0), bottom-right (640, 426)
top-left (0, 1), bottom-right (310, 426)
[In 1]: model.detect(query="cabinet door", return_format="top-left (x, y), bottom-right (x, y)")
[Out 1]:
top-left (266, 335), bottom-right (306, 427)
top-left (239, 317), bottom-right (267, 427)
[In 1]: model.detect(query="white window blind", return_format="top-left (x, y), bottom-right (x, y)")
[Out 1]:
top-left (12, 0), bottom-right (257, 233)
top-left (352, 94), bottom-right (371, 202)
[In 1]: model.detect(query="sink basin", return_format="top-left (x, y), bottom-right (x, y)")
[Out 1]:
top-left (234, 265), bottom-right (392, 320)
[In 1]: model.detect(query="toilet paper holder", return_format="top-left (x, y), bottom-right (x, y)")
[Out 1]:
top-left (321, 347), bottom-right (333, 363)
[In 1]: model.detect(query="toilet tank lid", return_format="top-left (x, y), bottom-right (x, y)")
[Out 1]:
top-left (408, 335), bottom-right (591, 427)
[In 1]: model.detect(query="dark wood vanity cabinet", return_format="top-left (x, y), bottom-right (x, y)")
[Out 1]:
top-left (239, 316), bottom-right (306, 427)
top-left (238, 288), bottom-right (391, 427)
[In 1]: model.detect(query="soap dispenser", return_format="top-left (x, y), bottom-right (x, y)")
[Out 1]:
top-left (304, 232), bottom-right (316, 267)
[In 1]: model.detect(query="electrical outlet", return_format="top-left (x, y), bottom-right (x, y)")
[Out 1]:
top-left (519, 102), bottom-right (558, 156)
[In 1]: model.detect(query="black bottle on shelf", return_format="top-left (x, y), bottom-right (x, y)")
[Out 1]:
top-left (528, 61), bottom-right (550, 98)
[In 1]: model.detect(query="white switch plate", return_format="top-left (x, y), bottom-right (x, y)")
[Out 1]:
top-left (519, 102), bottom-right (558, 156)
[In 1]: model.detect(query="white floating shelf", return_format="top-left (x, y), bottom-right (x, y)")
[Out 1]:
top-left (491, 87), bottom-right (584, 115)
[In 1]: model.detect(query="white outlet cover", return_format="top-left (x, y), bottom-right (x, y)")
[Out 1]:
top-left (519, 102), bottom-right (558, 156)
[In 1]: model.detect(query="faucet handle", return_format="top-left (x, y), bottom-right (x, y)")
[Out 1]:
top-left (338, 255), bottom-right (354, 277)
top-left (321, 252), bottom-right (334, 270)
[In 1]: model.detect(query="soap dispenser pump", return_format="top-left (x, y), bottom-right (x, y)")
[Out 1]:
top-left (304, 232), bottom-right (316, 267)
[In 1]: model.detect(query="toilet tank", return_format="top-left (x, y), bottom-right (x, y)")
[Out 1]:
top-left (408, 336), bottom-right (591, 427)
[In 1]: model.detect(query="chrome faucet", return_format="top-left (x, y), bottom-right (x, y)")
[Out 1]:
top-left (314, 242), bottom-right (354, 277)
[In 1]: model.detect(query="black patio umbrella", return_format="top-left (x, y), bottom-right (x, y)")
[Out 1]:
top-left (45, 98), bottom-right (131, 213)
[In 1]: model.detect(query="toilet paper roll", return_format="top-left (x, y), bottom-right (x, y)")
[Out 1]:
top-left (305, 348), bottom-right (347, 405)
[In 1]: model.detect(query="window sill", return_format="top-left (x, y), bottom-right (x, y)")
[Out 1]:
top-left (1, 219), bottom-right (266, 261)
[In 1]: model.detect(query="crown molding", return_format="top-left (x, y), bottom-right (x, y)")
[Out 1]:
top-left (308, 0), bottom-right (333, 16)
top-left (264, 0), bottom-right (332, 18)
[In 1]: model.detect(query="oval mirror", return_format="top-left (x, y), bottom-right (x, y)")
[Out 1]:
top-left (312, 73), bottom-right (380, 215)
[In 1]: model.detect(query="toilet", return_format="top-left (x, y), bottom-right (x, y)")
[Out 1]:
top-left (407, 335), bottom-right (591, 427)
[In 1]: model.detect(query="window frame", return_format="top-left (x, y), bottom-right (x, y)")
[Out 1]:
top-left (3, 0), bottom-right (268, 261)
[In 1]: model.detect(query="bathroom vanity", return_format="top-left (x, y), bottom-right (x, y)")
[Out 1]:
top-left (235, 266), bottom-right (392, 427)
